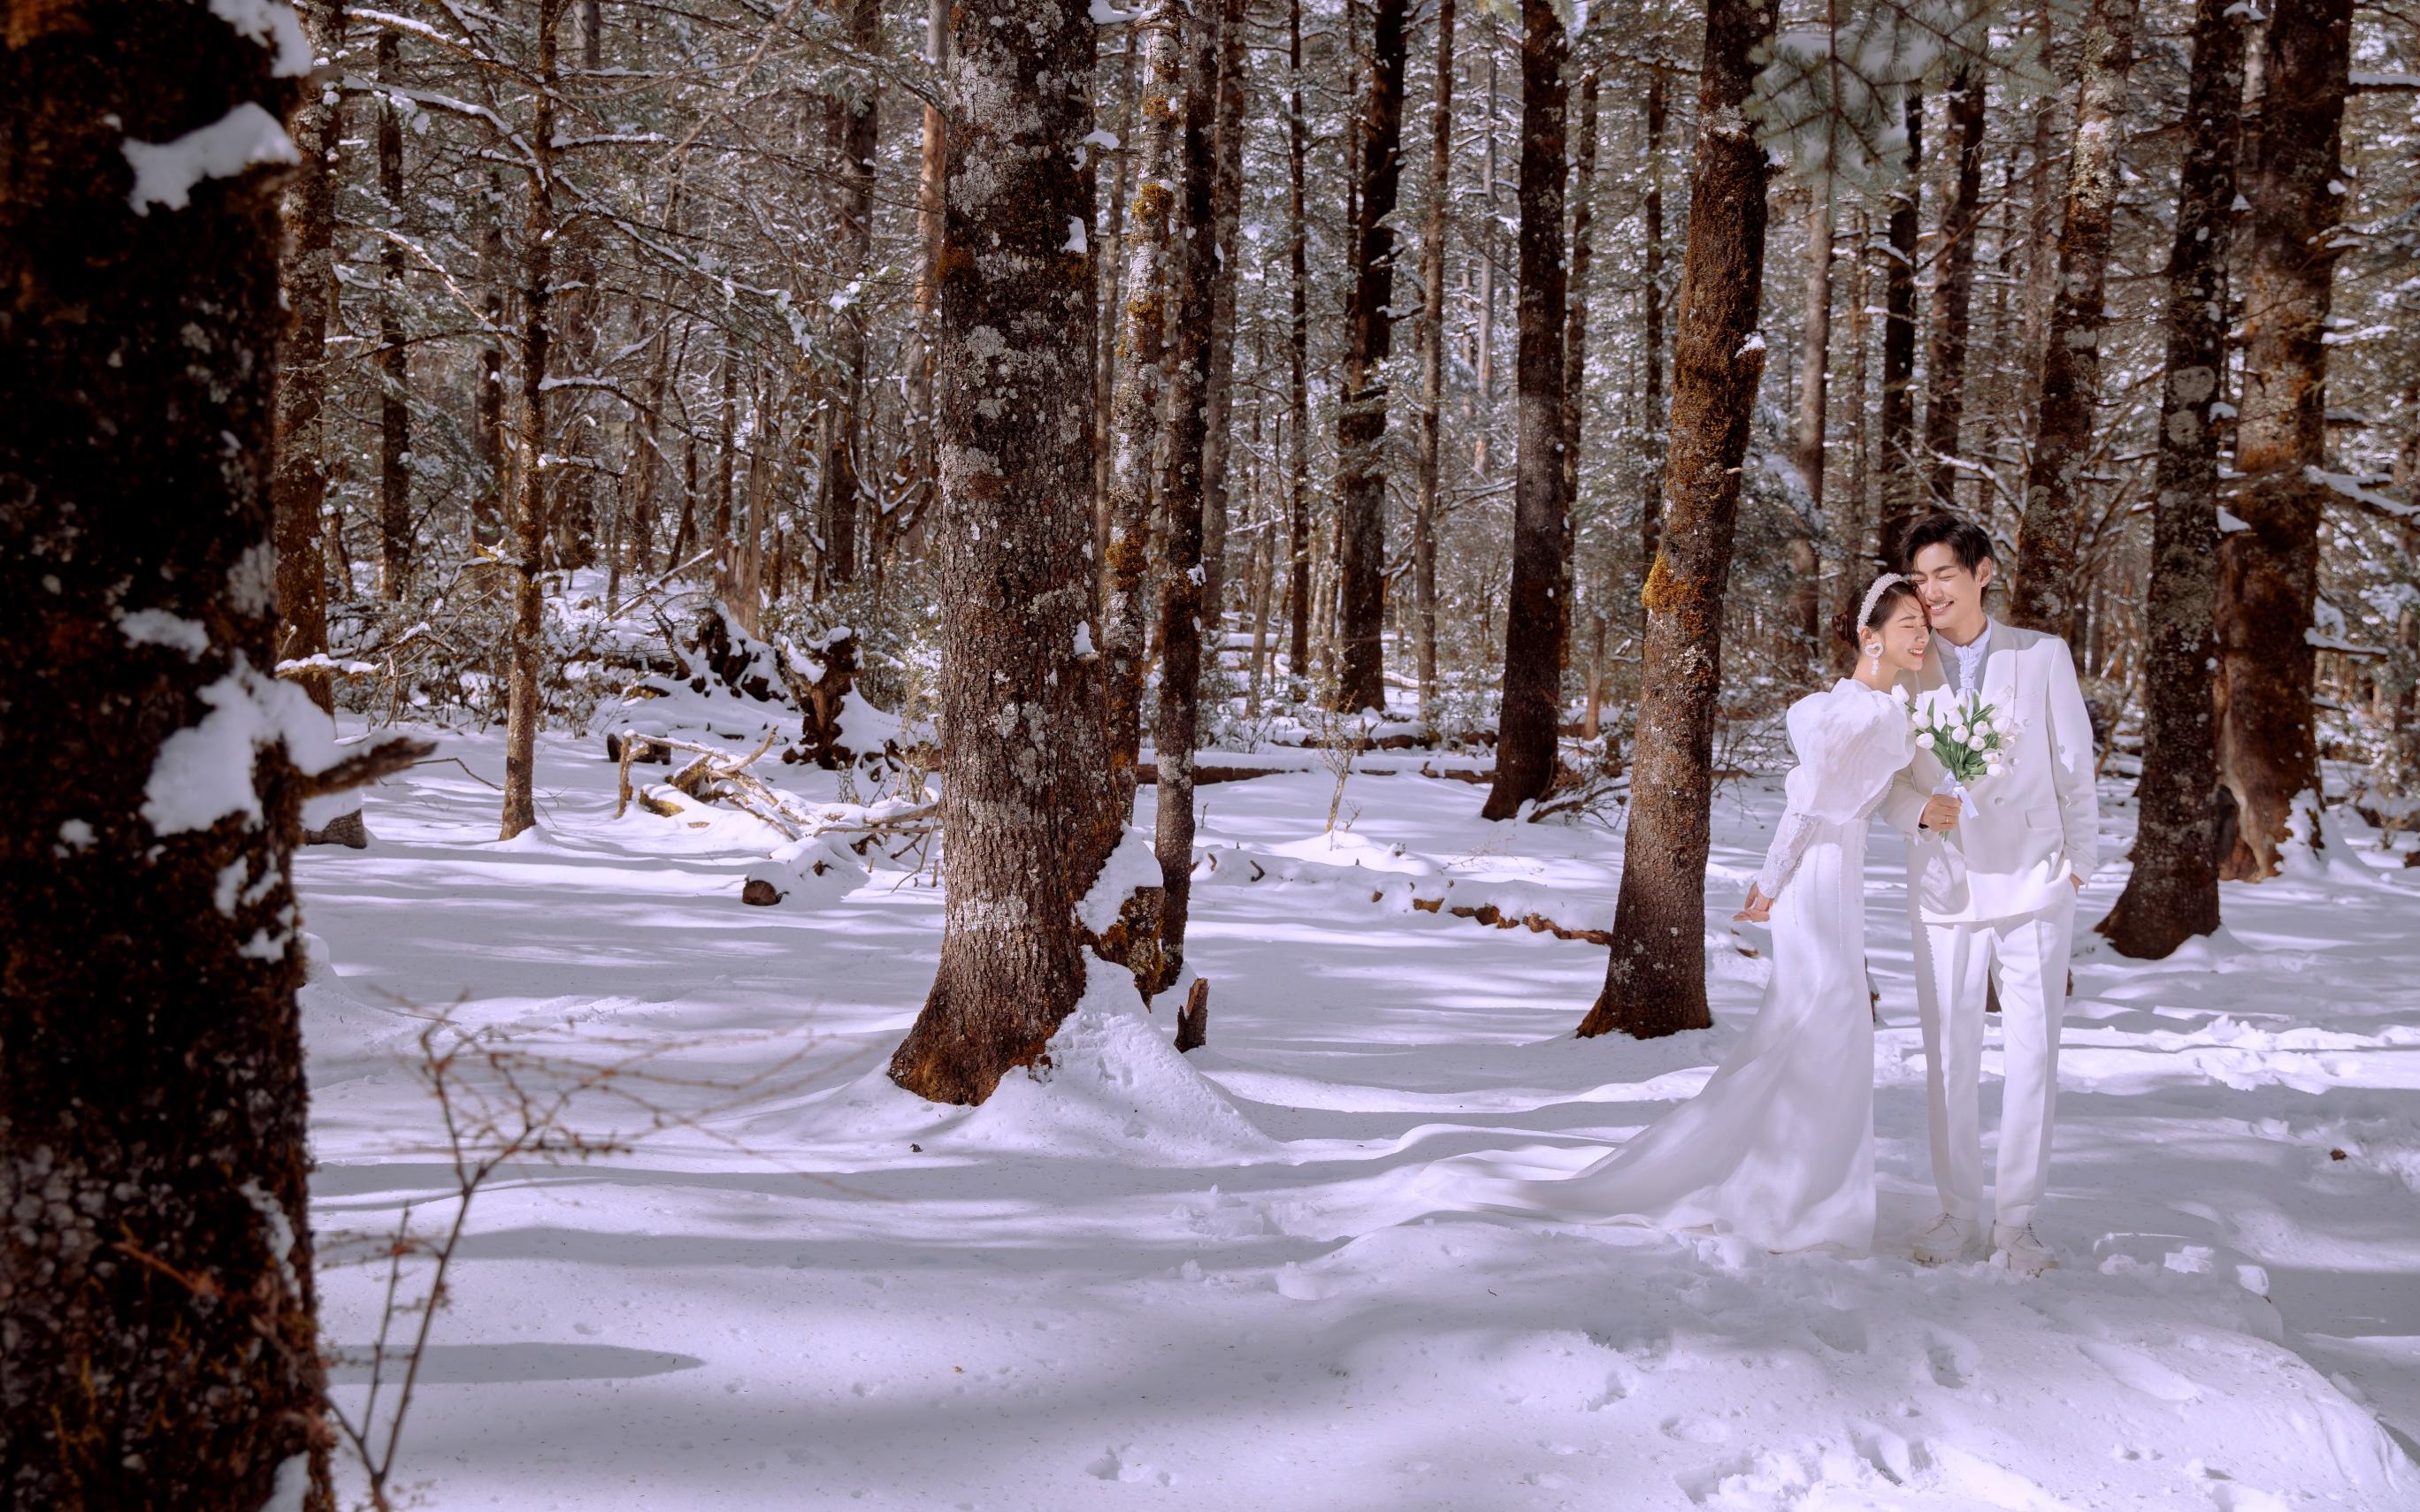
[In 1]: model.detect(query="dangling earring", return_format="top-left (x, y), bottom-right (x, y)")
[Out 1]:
top-left (1865, 643), bottom-right (1882, 676)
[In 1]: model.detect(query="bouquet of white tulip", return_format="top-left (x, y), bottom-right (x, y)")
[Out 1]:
top-left (1911, 690), bottom-right (2007, 790)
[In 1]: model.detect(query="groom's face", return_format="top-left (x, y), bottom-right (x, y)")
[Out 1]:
top-left (1911, 544), bottom-right (1993, 639)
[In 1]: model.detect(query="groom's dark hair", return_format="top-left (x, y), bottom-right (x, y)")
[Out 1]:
top-left (1901, 513), bottom-right (1994, 575)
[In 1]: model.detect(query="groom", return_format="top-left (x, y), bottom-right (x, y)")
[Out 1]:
top-left (1880, 515), bottom-right (2098, 1276)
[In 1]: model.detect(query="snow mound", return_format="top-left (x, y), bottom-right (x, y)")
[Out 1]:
top-left (947, 974), bottom-right (1278, 1165)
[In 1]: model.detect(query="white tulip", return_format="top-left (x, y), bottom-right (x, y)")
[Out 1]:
top-left (1916, 732), bottom-right (1935, 749)
top-left (1966, 734), bottom-right (1987, 751)
top-left (1974, 720), bottom-right (1994, 737)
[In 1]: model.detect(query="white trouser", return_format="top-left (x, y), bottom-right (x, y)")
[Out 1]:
top-left (1908, 888), bottom-right (2075, 1230)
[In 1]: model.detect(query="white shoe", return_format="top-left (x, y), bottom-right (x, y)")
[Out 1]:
top-left (1912, 1212), bottom-right (1978, 1265)
top-left (1991, 1221), bottom-right (2056, 1277)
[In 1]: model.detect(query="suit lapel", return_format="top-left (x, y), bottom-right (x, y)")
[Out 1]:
top-left (1981, 618), bottom-right (2021, 721)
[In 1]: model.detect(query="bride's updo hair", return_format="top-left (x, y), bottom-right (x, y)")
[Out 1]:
top-left (1831, 577), bottom-right (1922, 652)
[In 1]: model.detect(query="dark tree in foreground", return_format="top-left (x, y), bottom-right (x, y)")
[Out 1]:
top-left (2217, 0), bottom-right (2353, 879)
top-left (2011, 0), bottom-right (2138, 641)
top-left (1482, 0), bottom-right (1570, 820)
top-left (1333, 0), bottom-right (1410, 712)
top-left (1581, 0), bottom-right (1775, 1040)
top-left (2100, 0), bottom-right (2245, 958)
top-left (1, 7), bottom-right (329, 1507)
top-left (888, 0), bottom-right (1115, 1104)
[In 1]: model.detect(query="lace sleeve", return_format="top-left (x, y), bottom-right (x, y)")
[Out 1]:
top-left (1757, 808), bottom-right (1823, 898)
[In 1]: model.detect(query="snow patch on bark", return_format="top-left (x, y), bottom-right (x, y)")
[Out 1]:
top-left (258, 1453), bottom-right (311, 1512)
top-left (124, 103), bottom-right (300, 215)
top-left (142, 661), bottom-right (337, 835)
top-left (1077, 826), bottom-right (1161, 935)
top-left (210, 0), bottom-right (313, 76)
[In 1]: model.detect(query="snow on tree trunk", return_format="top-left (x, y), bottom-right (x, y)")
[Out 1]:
top-left (1922, 65), bottom-right (1988, 512)
top-left (1482, 0), bottom-right (1570, 821)
top-left (1876, 90), bottom-right (1920, 570)
top-left (1, 7), bottom-right (333, 1506)
top-left (1103, 4), bottom-right (1185, 822)
top-left (2011, 0), bottom-right (2138, 643)
top-left (2216, 0), bottom-right (2353, 881)
top-left (2099, 0), bottom-right (2245, 957)
top-left (888, 0), bottom-right (1116, 1105)
top-left (1413, 0), bottom-right (1455, 716)
top-left (502, 0), bottom-right (563, 842)
top-left (1153, 0), bottom-right (1225, 985)
top-left (1334, 0), bottom-right (1409, 713)
top-left (1579, 0), bottom-right (1774, 1042)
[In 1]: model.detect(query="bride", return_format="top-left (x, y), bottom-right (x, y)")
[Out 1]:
top-left (1421, 574), bottom-right (1930, 1255)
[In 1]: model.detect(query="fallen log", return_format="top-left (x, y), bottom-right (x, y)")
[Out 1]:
top-left (1409, 895), bottom-right (1614, 946)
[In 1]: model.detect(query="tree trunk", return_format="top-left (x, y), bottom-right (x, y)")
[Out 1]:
top-left (502, 1), bottom-right (564, 841)
top-left (823, 0), bottom-right (881, 587)
top-left (1474, 32), bottom-right (1498, 477)
top-left (1103, 5), bottom-right (1186, 822)
top-left (911, 0), bottom-right (948, 536)
top-left (1095, 39), bottom-right (1139, 584)
top-left (377, 28), bottom-right (414, 599)
top-left (1153, 0), bottom-right (1223, 983)
top-left (2010, 0), bottom-right (2138, 643)
top-left (1562, 65), bottom-right (1600, 650)
top-left (274, 0), bottom-right (347, 715)
top-left (1579, 0), bottom-right (1773, 1041)
top-left (1413, 0), bottom-right (1455, 716)
top-left (1334, 0), bottom-right (1410, 713)
top-left (2216, 0), bottom-right (2353, 879)
top-left (1789, 189), bottom-right (1831, 657)
top-left (1638, 55), bottom-right (1668, 568)
top-left (1922, 65), bottom-right (1988, 509)
top-left (475, 171), bottom-right (508, 547)
top-left (1198, 0), bottom-right (1248, 634)
top-left (1875, 89), bottom-right (1921, 570)
top-left (1481, 0), bottom-right (1570, 821)
top-left (888, 0), bottom-right (1116, 1105)
top-left (2097, 0), bottom-right (2243, 957)
top-left (1, 8), bottom-right (331, 1505)
top-left (1285, 0), bottom-right (1313, 691)
top-left (1826, 205), bottom-right (1872, 678)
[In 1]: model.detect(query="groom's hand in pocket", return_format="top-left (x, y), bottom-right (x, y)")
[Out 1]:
top-left (1919, 795), bottom-right (1963, 832)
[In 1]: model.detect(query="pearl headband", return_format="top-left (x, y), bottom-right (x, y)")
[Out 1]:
top-left (1857, 572), bottom-right (1907, 640)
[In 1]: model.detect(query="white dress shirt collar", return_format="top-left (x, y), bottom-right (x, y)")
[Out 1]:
top-left (1941, 618), bottom-right (1994, 697)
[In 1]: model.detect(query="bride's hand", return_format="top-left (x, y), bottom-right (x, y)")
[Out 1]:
top-left (1735, 884), bottom-right (1773, 923)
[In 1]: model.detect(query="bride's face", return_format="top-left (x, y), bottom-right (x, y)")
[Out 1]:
top-left (1869, 599), bottom-right (1930, 676)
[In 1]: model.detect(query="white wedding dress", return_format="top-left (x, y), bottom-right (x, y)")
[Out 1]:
top-left (1423, 680), bottom-right (1916, 1254)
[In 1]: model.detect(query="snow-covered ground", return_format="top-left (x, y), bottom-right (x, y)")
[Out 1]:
top-left (300, 722), bottom-right (2420, 1510)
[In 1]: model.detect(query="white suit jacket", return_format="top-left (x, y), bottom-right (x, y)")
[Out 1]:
top-left (1878, 619), bottom-right (2100, 924)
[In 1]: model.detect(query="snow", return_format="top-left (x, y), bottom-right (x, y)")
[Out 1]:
top-left (142, 662), bottom-right (336, 834)
top-left (298, 725), bottom-right (2420, 1509)
top-left (209, 0), bottom-right (311, 76)
top-left (123, 103), bottom-right (299, 215)
top-left (119, 607), bottom-right (211, 659)
top-left (1076, 823), bottom-right (1162, 935)
top-left (259, 1454), bottom-right (311, 1512)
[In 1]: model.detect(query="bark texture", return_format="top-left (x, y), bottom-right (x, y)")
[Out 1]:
top-left (1197, 0), bottom-right (1249, 629)
top-left (1580, 0), bottom-right (1774, 1041)
top-left (1284, 0), bottom-right (1313, 687)
top-left (273, 0), bottom-right (348, 713)
top-left (1789, 190), bottom-right (1831, 657)
top-left (823, 0), bottom-right (882, 586)
top-left (1334, 0), bottom-right (1411, 712)
top-left (1, 8), bottom-right (331, 1506)
top-left (2010, 0), bottom-right (2138, 642)
top-left (888, 0), bottom-right (1114, 1104)
top-left (2098, 0), bottom-right (2245, 957)
top-left (2216, 0), bottom-right (2352, 880)
top-left (1481, 0), bottom-right (1570, 821)
top-left (376, 29), bottom-right (414, 597)
top-left (1637, 57), bottom-right (1668, 568)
